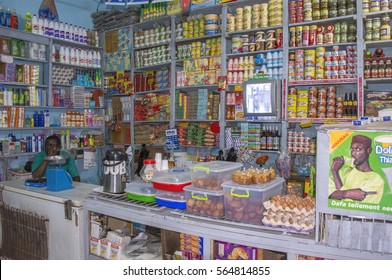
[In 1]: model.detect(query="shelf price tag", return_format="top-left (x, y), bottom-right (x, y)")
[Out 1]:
top-left (165, 128), bottom-right (179, 150)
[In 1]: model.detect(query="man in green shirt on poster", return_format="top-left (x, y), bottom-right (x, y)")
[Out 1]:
top-left (329, 134), bottom-right (384, 204)
top-left (32, 135), bottom-right (81, 182)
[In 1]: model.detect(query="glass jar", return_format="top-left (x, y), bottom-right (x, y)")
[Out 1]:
top-left (140, 159), bottom-right (157, 183)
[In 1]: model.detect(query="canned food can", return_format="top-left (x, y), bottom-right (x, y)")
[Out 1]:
top-left (295, 26), bottom-right (303, 46)
top-left (313, 9), bottom-right (321, 20)
top-left (370, 0), bottom-right (381, 12)
top-left (320, 8), bottom-right (329, 19)
top-left (302, 26), bottom-right (310, 46)
top-left (289, 27), bottom-right (296, 47)
top-left (373, 17), bottom-right (381, 29)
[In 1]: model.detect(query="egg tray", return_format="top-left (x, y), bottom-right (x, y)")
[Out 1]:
top-left (261, 220), bottom-right (315, 235)
top-left (263, 201), bottom-right (315, 217)
top-left (262, 214), bottom-right (315, 233)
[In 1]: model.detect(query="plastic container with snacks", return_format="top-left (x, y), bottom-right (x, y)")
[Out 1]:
top-left (125, 182), bottom-right (157, 203)
top-left (191, 161), bottom-right (243, 191)
top-left (222, 177), bottom-right (285, 225)
top-left (184, 186), bottom-right (225, 218)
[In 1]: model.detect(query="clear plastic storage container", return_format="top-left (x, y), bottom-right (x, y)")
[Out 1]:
top-left (154, 190), bottom-right (186, 209)
top-left (222, 177), bottom-right (285, 225)
top-left (191, 161), bottom-right (243, 191)
top-left (184, 185), bottom-right (225, 218)
top-left (151, 169), bottom-right (191, 192)
top-left (125, 182), bottom-right (156, 203)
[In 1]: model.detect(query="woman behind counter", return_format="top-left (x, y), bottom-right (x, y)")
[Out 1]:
top-left (32, 135), bottom-right (81, 182)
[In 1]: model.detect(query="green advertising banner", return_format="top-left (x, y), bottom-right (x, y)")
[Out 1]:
top-left (328, 130), bottom-right (392, 214)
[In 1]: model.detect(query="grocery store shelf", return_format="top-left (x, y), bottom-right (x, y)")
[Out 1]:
top-left (365, 39), bottom-right (392, 48)
top-left (0, 81), bottom-right (47, 88)
top-left (365, 77), bottom-right (392, 84)
top-left (288, 15), bottom-right (356, 27)
top-left (176, 55), bottom-right (221, 62)
top-left (287, 118), bottom-right (355, 123)
top-left (52, 37), bottom-right (103, 51)
top-left (226, 25), bottom-right (283, 37)
top-left (133, 14), bottom-right (172, 29)
top-left (11, 56), bottom-right (48, 63)
top-left (133, 120), bottom-right (170, 123)
top-left (226, 49), bottom-right (279, 58)
top-left (288, 42), bottom-right (355, 50)
top-left (134, 41), bottom-right (170, 51)
top-left (134, 88), bottom-right (170, 95)
top-left (134, 62), bottom-right (171, 71)
top-left (175, 85), bottom-right (219, 91)
top-left (175, 119), bottom-right (219, 122)
top-left (175, 33), bottom-right (221, 44)
top-left (288, 78), bottom-right (357, 86)
top-left (363, 10), bottom-right (392, 18)
top-left (52, 61), bottom-right (100, 70)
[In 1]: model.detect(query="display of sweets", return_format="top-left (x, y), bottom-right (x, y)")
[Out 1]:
top-left (289, 21), bottom-right (356, 47)
top-left (289, 0), bottom-right (357, 24)
top-left (289, 45), bottom-right (357, 81)
top-left (227, 0), bottom-right (283, 32)
top-left (175, 13), bottom-right (221, 40)
top-left (134, 25), bottom-right (171, 48)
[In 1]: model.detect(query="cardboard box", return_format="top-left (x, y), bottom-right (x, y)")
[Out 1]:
top-left (190, 0), bottom-right (216, 10)
top-left (214, 241), bottom-right (258, 260)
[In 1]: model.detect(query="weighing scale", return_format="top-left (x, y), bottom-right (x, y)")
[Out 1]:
top-left (45, 155), bottom-right (73, 191)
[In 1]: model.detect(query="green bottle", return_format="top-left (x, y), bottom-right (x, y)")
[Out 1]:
top-left (10, 38), bottom-right (19, 56)
top-left (18, 40), bottom-right (25, 57)
top-left (24, 12), bottom-right (32, 32)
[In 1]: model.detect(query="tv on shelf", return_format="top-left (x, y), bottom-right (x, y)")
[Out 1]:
top-left (243, 80), bottom-right (280, 118)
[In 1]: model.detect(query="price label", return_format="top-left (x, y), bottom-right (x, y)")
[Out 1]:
top-left (165, 129), bottom-right (179, 150)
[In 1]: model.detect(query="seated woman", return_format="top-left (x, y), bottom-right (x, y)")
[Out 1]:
top-left (32, 135), bottom-right (81, 182)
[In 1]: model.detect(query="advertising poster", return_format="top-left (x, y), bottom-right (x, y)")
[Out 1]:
top-left (328, 130), bottom-right (392, 214)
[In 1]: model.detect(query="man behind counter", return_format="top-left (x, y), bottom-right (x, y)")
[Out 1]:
top-left (32, 135), bottom-right (81, 182)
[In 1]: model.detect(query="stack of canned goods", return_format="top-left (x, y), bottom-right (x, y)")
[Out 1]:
top-left (287, 131), bottom-right (315, 154)
top-left (289, 45), bottom-right (357, 81)
top-left (176, 38), bottom-right (221, 60)
top-left (363, 0), bottom-right (392, 13)
top-left (176, 14), bottom-right (221, 40)
top-left (135, 45), bottom-right (171, 68)
top-left (364, 57), bottom-right (392, 78)
top-left (231, 30), bottom-right (282, 54)
top-left (227, 0), bottom-right (283, 32)
top-left (289, 21), bottom-right (356, 47)
top-left (289, 0), bottom-right (356, 24)
top-left (227, 56), bottom-right (255, 84)
top-left (134, 25), bottom-right (171, 48)
top-left (365, 14), bottom-right (391, 41)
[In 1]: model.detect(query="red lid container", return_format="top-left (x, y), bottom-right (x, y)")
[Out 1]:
top-left (151, 169), bottom-right (191, 192)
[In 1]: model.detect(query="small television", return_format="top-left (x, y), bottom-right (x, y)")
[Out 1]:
top-left (243, 79), bottom-right (281, 118)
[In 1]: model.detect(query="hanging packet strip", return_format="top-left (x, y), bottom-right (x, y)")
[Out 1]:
top-left (166, 128), bottom-right (179, 151)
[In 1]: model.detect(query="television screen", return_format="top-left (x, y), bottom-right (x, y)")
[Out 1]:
top-left (243, 80), bottom-right (279, 117)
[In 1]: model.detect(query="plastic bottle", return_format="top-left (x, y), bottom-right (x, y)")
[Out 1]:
top-left (92, 51), bottom-right (97, 68)
top-left (69, 24), bottom-right (74, 40)
top-left (32, 14), bottom-right (38, 34)
top-left (87, 50), bottom-right (92, 67)
top-left (60, 130), bottom-right (65, 147)
top-left (39, 44), bottom-right (46, 61)
top-left (51, 44), bottom-right (56, 62)
top-left (74, 24), bottom-right (79, 42)
top-left (83, 27), bottom-right (87, 44)
top-left (75, 48), bottom-right (80, 65)
top-left (39, 111), bottom-right (44, 127)
top-left (88, 135), bottom-right (94, 147)
top-left (29, 42), bottom-right (38, 60)
top-left (33, 111), bottom-right (39, 127)
top-left (83, 109), bottom-right (88, 126)
top-left (59, 22), bottom-right (64, 39)
top-left (79, 49), bottom-right (85, 66)
top-left (65, 130), bottom-right (70, 149)
top-left (24, 11), bottom-right (32, 32)
top-left (65, 46), bottom-right (70, 64)
top-left (78, 26), bottom-right (83, 43)
top-left (65, 22), bottom-right (70, 40)
top-left (60, 45), bottom-right (65, 63)
top-left (87, 29), bottom-right (92, 45)
top-left (5, 8), bottom-right (11, 28)
top-left (10, 9), bottom-right (18, 29)
top-left (96, 51), bottom-right (101, 67)
top-left (54, 20), bottom-right (59, 38)
top-left (70, 47), bottom-right (75, 65)
top-left (48, 20), bottom-right (54, 37)
top-left (44, 110), bottom-right (49, 127)
top-left (44, 18), bottom-right (49, 36)
top-left (38, 16), bottom-right (44, 35)
top-left (0, 6), bottom-right (4, 27)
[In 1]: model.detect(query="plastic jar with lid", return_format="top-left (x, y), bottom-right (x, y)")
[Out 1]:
top-left (140, 159), bottom-right (157, 183)
top-left (380, 14), bottom-right (391, 40)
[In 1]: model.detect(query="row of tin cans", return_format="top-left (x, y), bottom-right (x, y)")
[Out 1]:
top-left (289, 46), bottom-right (357, 80)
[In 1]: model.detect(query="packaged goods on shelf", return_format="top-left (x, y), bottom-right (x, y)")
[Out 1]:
top-left (364, 91), bottom-right (392, 117)
top-left (214, 241), bottom-right (258, 260)
top-left (225, 90), bottom-right (245, 120)
top-left (180, 233), bottom-right (203, 259)
top-left (134, 93), bottom-right (170, 121)
top-left (134, 123), bottom-right (168, 145)
top-left (287, 131), bottom-right (316, 154)
top-left (176, 122), bottom-right (219, 147)
top-left (134, 24), bottom-right (171, 48)
top-left (134, 68), bottom-right (170, 92)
